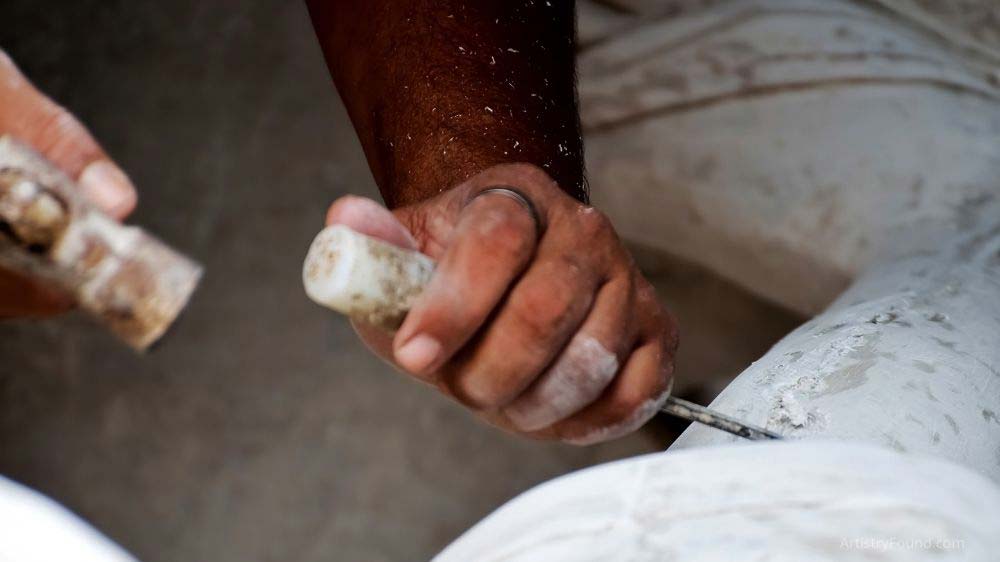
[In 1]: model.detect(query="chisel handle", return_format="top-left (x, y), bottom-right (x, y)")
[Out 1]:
top-left (303, 224), bottom-right (434, 330)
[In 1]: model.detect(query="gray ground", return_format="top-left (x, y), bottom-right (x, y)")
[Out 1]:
top-left (0, 2), bottom-right (800, 560)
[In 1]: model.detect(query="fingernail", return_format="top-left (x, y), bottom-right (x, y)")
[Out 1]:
top-left (395, 334), bottom-right (441, 373)
top-left (79, 160), bottom-right (137, 218)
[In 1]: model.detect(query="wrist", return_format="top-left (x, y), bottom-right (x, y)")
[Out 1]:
top-left (389, 131), bottom-right (586, 209)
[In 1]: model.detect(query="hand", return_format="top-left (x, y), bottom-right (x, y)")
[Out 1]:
top-left (327, 163), bottom-right (678, 444)
top-left (0, 49), bottom-right (137, 317)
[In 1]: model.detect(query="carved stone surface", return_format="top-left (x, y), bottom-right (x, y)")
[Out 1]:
top-left (436, 442), bottom-right (1000, 561)
top-left (581, 0), bottom-right (1000, 314)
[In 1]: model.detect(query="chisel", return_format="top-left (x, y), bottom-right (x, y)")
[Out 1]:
top-left (303, 224), bottom-right (781, 441)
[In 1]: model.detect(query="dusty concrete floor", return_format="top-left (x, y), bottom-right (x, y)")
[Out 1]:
top-left (0, 2), bottom-right (801, 561)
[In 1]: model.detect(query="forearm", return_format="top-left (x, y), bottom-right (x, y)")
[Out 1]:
top-left (307, 0), bottom-right (586, 207)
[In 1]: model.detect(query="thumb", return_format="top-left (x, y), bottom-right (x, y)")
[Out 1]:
top-left (0, 50), bottom-right (137, 220)
top-left (325, 195), bottom-right (418, 251)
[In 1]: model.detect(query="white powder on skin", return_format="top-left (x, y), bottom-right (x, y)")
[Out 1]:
top-left (565, 383), bottom-right (672, 446)
top-left (505, 335), bottom-right (619, 432)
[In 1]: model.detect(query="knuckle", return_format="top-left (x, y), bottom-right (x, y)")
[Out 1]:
top-left (510, 270), bottom-right (579, 342)
top-left (480, 208), bottom-right (534, 259)
top-left (449, 371), bottom-right (516, 411)
top-left (458, 382), bottom-right (506, 410)
top-left (36, 105), bottom-right (84, 141)
top-left (657, 317), bottom-right (680, 357)
top-left (649, 334), bottom-right (677, 382)
top-left (636, 282), bottom-right (668, 327)
top-left (31, 104), bottom-right (93, 160)
top-left (637, 297), bottom-right (678, 360)
top-left (509, 298), bottom-right (558, 346)
top-left (646, 306), bottom-right (669, 337)
top-left (662, 311), bottom-right (680, 355)
top-left (578, 207), bottom-right (612, 235)
top-left (403, 202), bottom-right (454, 257)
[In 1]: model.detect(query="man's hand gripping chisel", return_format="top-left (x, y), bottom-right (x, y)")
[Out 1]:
top-left (0, 136), bottom-right (201, 350)
top-left (302, 223), bottom-right (781, 441)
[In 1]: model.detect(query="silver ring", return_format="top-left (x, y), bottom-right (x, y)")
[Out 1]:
top-left (471, 186), bottom-right (543, 237)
